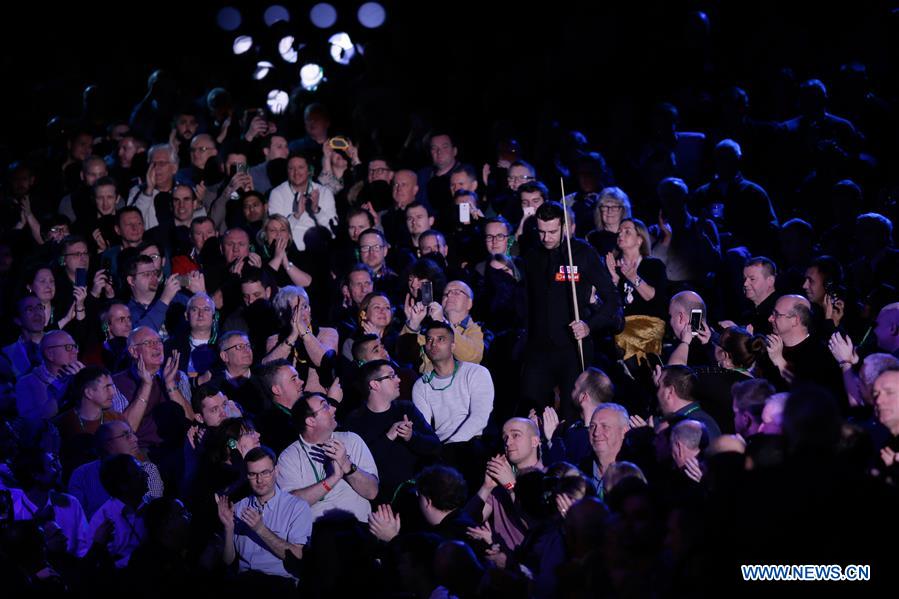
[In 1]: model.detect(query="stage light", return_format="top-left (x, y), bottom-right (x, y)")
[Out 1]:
top-left (279, 36), bottom-right (298, 63)
top-left (264, 5), bottom-right (291, 26)
top-left (267, 90), bottom-right (289, 114)
top-left (328, 32), bottom-right (355, 65)
top-left (254, 61), bottom-right (275, 80)
top-left (300, 63), bottom-right (324, 90)
top-left (310, 3), bottom-right (338, 29)
top-left (217, 7), bottom-right (242, 31)
top-left (358, 3), bottom-right (386, 29)
top-left (233, 36), bottom-right (254, 55)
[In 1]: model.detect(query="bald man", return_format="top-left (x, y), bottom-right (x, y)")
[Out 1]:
top-left (472, 417), bottom-right (544, 552)
top-left (667, 291), bottom-right (715, 366)
top-left (873, 303), bottom-right (899, 356)
top-left (765, 294), bottom-right (843, 394)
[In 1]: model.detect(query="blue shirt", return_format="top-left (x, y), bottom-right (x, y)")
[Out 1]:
top-left (232, 488), bottom-right (313, 579)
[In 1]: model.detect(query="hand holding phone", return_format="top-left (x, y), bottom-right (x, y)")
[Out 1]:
top-left (75, 268), bottom-right (88, 288)
top-left (690, 309), bottom-right (703, 336)
top-left (459, 203), bottom-right (471, 224)
top-left (420, 281), bottom-right (433, 306)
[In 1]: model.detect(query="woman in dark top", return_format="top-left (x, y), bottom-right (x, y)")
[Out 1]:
top-left (606, 218), bottom-right (669, 364)
top-left (587, 187), bottom-right (633, 256)
top-left (687, 326), bottom-right (768, 434)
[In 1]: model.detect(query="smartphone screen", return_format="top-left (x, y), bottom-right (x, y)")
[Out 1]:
top-left (75, 268), bottom-right (88, 287)
top-left (690, 309), bottom-right (703, 335)
top-left (459, 203), bottom-right (471, 224)
top-left (420, 280), bottom-right (433, 305)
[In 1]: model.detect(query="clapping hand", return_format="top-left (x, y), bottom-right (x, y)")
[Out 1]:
top-left (368, 504), bottom-right (401, 542)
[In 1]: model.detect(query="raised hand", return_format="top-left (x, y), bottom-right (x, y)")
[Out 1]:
top-left (161, 275), bottom-right (181, 304)
top-left (555, 492), bottom-right (575, 518)
top-left (396, 414), bottom-right (413, 441)
top-left (215, 493), bottom-right (235, 530)
top-left (683, 456), bottom-right (704, 483)
top-left (404, 295), bottom-right (427, 331)
top-left (247, 252), bottom-right (263, 268)
top-left (542, 406), bottom-right (560, 441)
top-left (828, 332), bottom-right (858, 366)
top-left (186, 270), bottom-right (206, 294)
top-left (327, 377), bottom-right (343, 403)
top-left (466, 522), bottom-right (493, 545)
top-left (321, 438), bottom-right (350, 473)
top-left (486, 454), bottom-right (515, 488)
top-left (137, 356), bottom-right (154, 385)
top-left (92, 229), bottom-right (109, 252)
top-left (163, 350), bottom-right (181, 386)
top-left (239, 506), bottom-right (264, 532)
top-left (629, 414), bottom-right (649, 429)
top-left (368, 504), bottom-right (401, 542)
top-left (605, 251), bottom-right (620, 285)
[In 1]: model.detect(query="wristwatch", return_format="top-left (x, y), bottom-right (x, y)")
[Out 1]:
top-left (346, 462), bottom-right (358, 476)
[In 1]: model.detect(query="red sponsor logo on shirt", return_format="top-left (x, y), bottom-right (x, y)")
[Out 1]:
top-left (555, 266), bottom-right (580, 282)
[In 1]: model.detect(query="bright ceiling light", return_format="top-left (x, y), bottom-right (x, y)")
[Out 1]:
top-left (267, 90), bottom-right (289, 114)
top-left (264, 5), bottom-right (291, 26)
top-left (310, 3), bottom-right (338, 29)
top-left (233, 35), bottom-right (254, 55)
top-left (217, 7), bottom-right (242, 31)
top-left (254, 61), bottom-right (275, 80)
top-left (278, 36), bottom-right (298, 63)
top-left (300, 63), bottom-right (324, 90)
top-left (328, 32), bottom-right (355, 65)
top-left (357, 3), bottom-right (386, 29)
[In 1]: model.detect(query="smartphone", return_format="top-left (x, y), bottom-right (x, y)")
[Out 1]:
top-left (75, 268), bottom-right (88, 287)
top-left (230, 162), bottom-right (248, 176)
top-left (178, 274), bottom-right (191, 288)
top-left (690, 309), bottom-right (703, 336)
top-left (459, 202), bottom-right (471, 224)
top-left (522, 205), bottom-right (537, 219)
top-left (420, 280), bottom-right (433, 306)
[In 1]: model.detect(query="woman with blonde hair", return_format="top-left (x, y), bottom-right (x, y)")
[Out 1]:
top-left (587, 187), bottom-right (633, 255)
top-left (605, 217), bottom-right (669, 366)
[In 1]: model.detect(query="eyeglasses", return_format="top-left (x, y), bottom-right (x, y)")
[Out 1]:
top-left (246, 469), bottom-right (274, 481)
top-left (443, 288), bottom-right (469, 299)
top-left (132, 338), bottom-right (163, 349)
top-left (63, 251), bottom-right (90, 258)
top-left (368, 167), bottom-right (391, 175)
top-left (507, 175), bottom-right (534, 183)
top-left (223, 342), bottom-right (251, 352)
top-left (485, 233), bottom-right (509, 243)
top-left (359, 244), bottom-right (384, 253)
top-left (772, 310), bottom-right (795, 320)
top-left (136, 269), bottom-right (161, 278)
top-left (373, 372), bottom-right (399, 382)
top-left (311, 401), bottom-right (332, 415)
top-left (46, 343), bottom-right (78, 351)
top-left (188, 306), bottom-right (214, 314)
top-left (143, 253), bottom-right (161, 261)
top-left (107, 429), bottom-right (136, 442)
top-left (599, 205), bottom-right (624, 212)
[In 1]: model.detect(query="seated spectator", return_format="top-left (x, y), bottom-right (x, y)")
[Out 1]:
top-left (368, 465), bottom-right (479, 544)
top-left (98, 303), bottom-right (133, 372)
top-left (267, 153), bottom-right (337, 251)
top-left (216, 446), bottom-right (312, 586)
top-left (16, 330), bottom-right (82, 421)
top-left (55, 365), bottom-right (127, 443)
top-left (1, 295), bottom-right (47, 382)
top-left (401, 280), bottom-right (488, 371)
top-left (11, 448), bottom-right (90, 557)
top-left (542, 367), bottom-right (615, 467)
top-left (469, 418), bottom-right (544, 553)
top-left (68, 420), bottom-right (164, 519)
top-left (256, 360), bottom-right (305, 454)
top-left (87, 454), bottom-right (150, 568)
top-left (212, 330), bottom-right (263, 415)
top-left (655, 365), bottom-right (721, 439)
top-left (113, 326), bottom-right (194, 449)
top-left (412, 321), bottom-right (494, 444)
top-left (276, 392), bottom-right (379, 522)
top-left (344, 360), bottom-right (440, 505)
top-left (164, 292), bottom-right (218, 378)
top-left (732, 379), bottom-right (776, 438)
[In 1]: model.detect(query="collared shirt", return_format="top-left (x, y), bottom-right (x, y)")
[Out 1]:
top-left (232, 488), bottom-right (313, 579)
top-left (276, 431), bottom-right (378, 523)
top-left (88, 497), bottom-right (148, 568)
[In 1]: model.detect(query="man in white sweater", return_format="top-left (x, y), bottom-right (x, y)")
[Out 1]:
top-left (412, 321), bottom-right (494, 444)
top-left (267, 153), bottom-right (337, 251)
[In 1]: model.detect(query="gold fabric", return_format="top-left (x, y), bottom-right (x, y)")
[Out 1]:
top-left (615, 315), bottom-right (666, 364)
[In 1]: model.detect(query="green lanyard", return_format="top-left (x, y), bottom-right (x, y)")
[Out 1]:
top-left (424, 360), bottom-right (460, 391)
top-left (300, 441), bottom-right (324, 483)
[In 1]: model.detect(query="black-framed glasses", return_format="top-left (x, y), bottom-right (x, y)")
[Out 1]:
top-left (46, 343), bottom-right (78, 352)
top-left (599, 204), bottom-right (624, 212)
top-left (373, 372), bottom-right (399, 382)
top-left (359, 244), bottom-right (384, 253)
top-left (136, 269), bottom-right (162, 278)
top-left (771, 310), bottom-right (795, 320)
top-left (485, 233), bottom-right (509, 242)
top-left (223, 342), bottom-right (251, 352)
top-left (246, 469), bottom-right (274, 481)
top-left (63, 251), bottom-right (90, 258)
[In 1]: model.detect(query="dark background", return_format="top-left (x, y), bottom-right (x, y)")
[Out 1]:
top-left (0, 1), bottom-right (896, 166)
